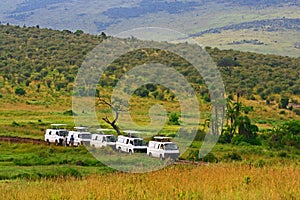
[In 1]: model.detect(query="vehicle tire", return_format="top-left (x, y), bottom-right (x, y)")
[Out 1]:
top-left (149, 152), bottom-right (152, 157)
top-left (118, 147), bottom-right (122, 153)
top-left (46, 139), bottom-right (50, 145)
top-left (129, 150), bottom-right (132, 155)
top-left (55, 140), bottom-right (58, 146)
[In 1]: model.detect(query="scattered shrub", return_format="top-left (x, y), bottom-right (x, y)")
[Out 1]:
top-left (278, 151), bottom-right (288, 158)
top-left (201, 152), bottom-right (218, 163)
top-left (15, 87), bottom-right (26, 96)
top-left (12, 121), bottom-right (20, 127)
top-left (222, 152), bottom-right (242, 162)
top-left (254, 159), bottom-right (266, 168)
top-left (61, 168), bottom-right (82, 179)
top-left (63, 110), bottom-right (77, 116)
top-left (243, 176), bottom-right (251, 184)
top-left (168, 113), bottom-right (180, 125)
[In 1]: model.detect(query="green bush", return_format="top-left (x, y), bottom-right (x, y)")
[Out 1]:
top-left (168, 112), bottom-right (180, 125)
top-left (254, 159), bottom-right (266, 168)
top-left (63, 110), bottom-right (77, 116)
top-left (15, 87), bottom-right (26, 96)
top-left (187, 150), bottom-right (199, 161)
top-left (201, 152), bottom-right (218, 163)
top-left (61, 168), bottom-right (82, 179)
top-left (222, 151), bottom-right (242, 162)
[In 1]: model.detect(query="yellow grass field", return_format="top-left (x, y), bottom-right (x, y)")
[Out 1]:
top-left (1, 163), bottom-right (299, 200)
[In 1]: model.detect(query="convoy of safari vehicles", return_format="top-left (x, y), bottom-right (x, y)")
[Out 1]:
top-left (44, 125), bottom-right (180, 159)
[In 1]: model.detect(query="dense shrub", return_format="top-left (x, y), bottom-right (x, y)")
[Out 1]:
top-left (222, 151), bottom-right (242, 162)
top-left (15, 87), bottom-right (26, 96)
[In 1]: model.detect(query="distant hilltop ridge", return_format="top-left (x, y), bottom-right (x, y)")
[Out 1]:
top-left (190, 18), bottom-right (300, 37)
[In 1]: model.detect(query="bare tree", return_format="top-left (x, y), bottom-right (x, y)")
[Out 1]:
top-left (96, 97), bottom-right (122, 135)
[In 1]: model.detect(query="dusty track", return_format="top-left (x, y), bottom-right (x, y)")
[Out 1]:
top-left (0, 136), bottom-right (45, 145)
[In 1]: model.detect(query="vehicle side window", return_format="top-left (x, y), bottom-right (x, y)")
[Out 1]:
top-left (130, 140), bottom-right (133, 145)
top-left (49, 131), bottom-right (51, 135)
top-left (56, 131), bottom-right (58, 135)
top-left (95, 136), bottom-right (98, 140)
top-left (126, 139), bottom-right (129, 144)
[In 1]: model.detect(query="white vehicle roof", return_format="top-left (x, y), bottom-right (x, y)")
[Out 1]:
top-left (153, 136), bottom-right (172, 140)
top-left (74, 126), bottom-right (89, 130)
top-left (93, 133), bottom-right (115, 137)
top-left (50, 124), bottom-right (67, 127)
top-left (123, 130), bottom-right (143, 134)
top-left (118, 135), bottom-right (143, 140)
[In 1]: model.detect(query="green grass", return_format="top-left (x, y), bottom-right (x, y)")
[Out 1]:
top-left (0, 135), bottom-right (299, 180)
top-left (0, 142), bottom-right (114, 180)
top-left (195, 29), bottom-right (300, 57)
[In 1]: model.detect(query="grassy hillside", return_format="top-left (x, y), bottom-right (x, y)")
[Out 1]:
top-left (194, 18), bottom-right (300, 57)
top-left (0, 24), bottom-right (299, 98)
top-left (0, 24), bottom-right (299, 131)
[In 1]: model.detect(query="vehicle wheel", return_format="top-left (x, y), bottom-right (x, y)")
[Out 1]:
top-left (118, 148), bottom-right (122, 153)
top-left (46, 139), bottom-right (50, 145)
top-left (55, 140), bottom-right (58, 146)
top-left (129, 150), bottom-right (132, 155)
top-left (149, 152), bottom-right (152, 157)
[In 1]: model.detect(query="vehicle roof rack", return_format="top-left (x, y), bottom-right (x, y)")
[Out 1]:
top-left (153, 136), bottom-right (172, 142)
top-left (74, 126), bottom-right (88, 129)
top-left (50, 124), bottom-right (66, 127)
top-left (123, 130), bottom-right (143, 134)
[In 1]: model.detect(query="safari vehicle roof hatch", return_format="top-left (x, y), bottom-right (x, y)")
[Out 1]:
top-left (73, 126), bottom-right (89, 132)
top-left (123, 130), bottom-right (143, 137)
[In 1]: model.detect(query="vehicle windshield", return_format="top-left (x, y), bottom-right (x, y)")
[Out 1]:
top-left (58, 131), bottom-right (68, 137)
top-left (164, 143), bottom-right (178, 150)
top-left (78, 134), bottom-right (91, 139)
top-left (133, 139), bottom-right (147, 146)
top-left (106, 136), bottom-right (116, 142)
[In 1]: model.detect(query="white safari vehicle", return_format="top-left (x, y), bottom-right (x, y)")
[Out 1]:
top-left (147, 136), bottom-right (179, 160)
top-left (90, 129), bottom-right (117, 148)
top-left (66, 126), bottom-right (92, 146)
top-left (116, 134), bottom-right (147, 154)
top-left (44, 124), bottom-right (68, 146)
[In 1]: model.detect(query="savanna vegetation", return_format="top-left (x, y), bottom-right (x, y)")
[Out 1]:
top-left (0, 24), bottom-right (299, 198)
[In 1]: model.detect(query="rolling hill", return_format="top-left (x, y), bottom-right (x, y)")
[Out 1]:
top-left (0, 0), bottom-right (299, 57)
top-left (0, 24), bottom-right (299, 108)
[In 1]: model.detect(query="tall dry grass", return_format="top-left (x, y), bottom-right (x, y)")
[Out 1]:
top-left (1, 163), bottom-right (299, 200)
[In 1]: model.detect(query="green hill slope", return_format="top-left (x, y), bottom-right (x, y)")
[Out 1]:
top-left (0, 25), bottom-right (299, 101)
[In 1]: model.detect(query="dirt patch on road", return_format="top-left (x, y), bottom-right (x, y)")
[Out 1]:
top-left (0, 136), bottom-right (45, 145)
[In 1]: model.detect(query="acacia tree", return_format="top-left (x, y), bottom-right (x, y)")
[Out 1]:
top-left (96, 97), bottom-right (123, 135)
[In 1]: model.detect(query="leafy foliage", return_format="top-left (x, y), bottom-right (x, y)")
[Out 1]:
top-left (0, 25), bottom-right (299, 103)
top-left (267, 120), bottom-right (300, 149)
